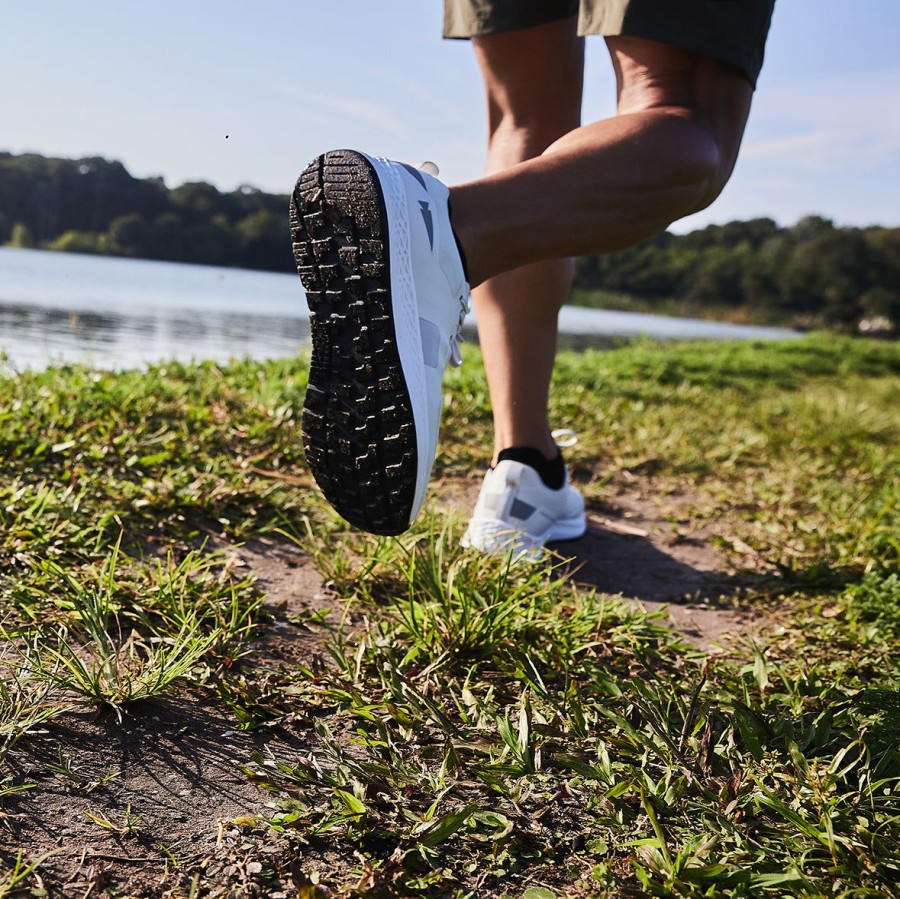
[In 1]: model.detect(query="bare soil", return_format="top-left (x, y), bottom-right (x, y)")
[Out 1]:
top-left (2, 475), bottom-right (781, 897)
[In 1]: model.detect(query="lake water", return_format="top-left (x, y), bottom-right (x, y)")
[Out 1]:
top-left (0, 247), bottom-right (798, 371)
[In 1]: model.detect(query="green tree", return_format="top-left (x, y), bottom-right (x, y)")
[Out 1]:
top-left (107, 213), bottom-right (150, 256)
top-left (685, 246), bottom-right (748, 305)
top-left (170, 181), bottom-right (227, 224)
top-left (181, 222), bottom-right (238, 267)
top-left (149, 212), bottom-right (186, 261)
top-left (236, 210), bottom-right (293, 271)
top-left (859, 286), bottom-right (900, 329)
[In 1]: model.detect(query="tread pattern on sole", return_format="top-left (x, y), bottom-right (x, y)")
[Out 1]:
top-left (291, 150), bottom-right (416, 535)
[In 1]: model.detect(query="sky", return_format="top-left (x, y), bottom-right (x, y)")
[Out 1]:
top-left (2, 1), bottom-right (899, 233)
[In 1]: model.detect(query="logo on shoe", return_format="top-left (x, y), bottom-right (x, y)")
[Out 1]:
top-left (418, 200), bottom-right (434, 250)
top-left (509, 499), bottom-right (536, 521)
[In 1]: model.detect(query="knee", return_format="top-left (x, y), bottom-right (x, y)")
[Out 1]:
top-left (660, 112), bottom-right (733, 215)
top-left (609, 36), bottom-right (753, 213)
top-left (683, 133), bottom-right (729, 214)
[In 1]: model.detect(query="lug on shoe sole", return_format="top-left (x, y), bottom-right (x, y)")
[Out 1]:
top-left (290, 149), bottom-right (417, 535)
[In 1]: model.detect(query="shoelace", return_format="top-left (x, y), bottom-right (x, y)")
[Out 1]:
top-left (448, 292), bottom-right (470, 368)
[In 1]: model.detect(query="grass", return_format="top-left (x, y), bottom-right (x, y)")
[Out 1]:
top-left (0, 851), bottom-right (50, 899)
top-left (0, 333), bottom-right (898, 897)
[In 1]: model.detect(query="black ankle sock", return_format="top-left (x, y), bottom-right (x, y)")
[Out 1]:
top-left (496, 446), bottom-right (565, 490)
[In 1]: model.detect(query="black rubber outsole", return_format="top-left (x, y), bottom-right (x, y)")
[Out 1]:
top-left (290, 150), bottom-right (417, 535)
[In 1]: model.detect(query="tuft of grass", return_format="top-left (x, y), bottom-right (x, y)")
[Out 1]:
top-left (85, 803), bottom-right (143, 838)
top-left (0, 647), bottom-right (65, 759)
top-left (3, 541), bottom-right (262, 720)
top-left (17, 621), bottom-right (219, 721)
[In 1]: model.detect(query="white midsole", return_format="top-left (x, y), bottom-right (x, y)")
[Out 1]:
top-left (462, 515), bottom-right (587, 548)
top-left (363, 154), bottom-right (430, 521)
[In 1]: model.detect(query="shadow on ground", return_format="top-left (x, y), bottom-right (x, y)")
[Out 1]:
top-left (552, 510), bottom-right (766, 647)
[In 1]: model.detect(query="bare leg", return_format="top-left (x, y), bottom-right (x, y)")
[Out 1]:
top-left (452, 36), bottom-right (755, 287)
top-left (469, 19), bottom-right (584, 463)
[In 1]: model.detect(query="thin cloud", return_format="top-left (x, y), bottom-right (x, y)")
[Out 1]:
top-left (290, 88), bottom-right (407, 139)
top-left (744, 67), bottom-right (900, 173)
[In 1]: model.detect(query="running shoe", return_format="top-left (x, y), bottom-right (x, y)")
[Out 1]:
top-left (291, 150), bottom-right (470, 535)
top-left (461, 460), bottom-right (587, 561)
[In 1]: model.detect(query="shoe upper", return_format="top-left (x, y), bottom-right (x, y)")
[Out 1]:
top-left (395, 161), bottom-right (470, 370)
top-left (462, 460), bottom-right (586, 559)
top-left (369, 156), bottom-right (470, 523)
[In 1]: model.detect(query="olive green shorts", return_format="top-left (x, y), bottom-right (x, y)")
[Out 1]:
top-left (443, 0), bottom-right (775, 88)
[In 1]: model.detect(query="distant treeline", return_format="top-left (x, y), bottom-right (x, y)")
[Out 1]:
top-left (2, 151), bottom-right (898, 331)
top-left (575, 216), bottom-right (900, 331)
top-left (0, 152), bottom-right (293, 272)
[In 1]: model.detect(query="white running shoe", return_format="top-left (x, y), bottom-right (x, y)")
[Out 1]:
top-left (461, 460), bottom-right (587, 561)
top-left (291, 150), bottom-right (470, 535)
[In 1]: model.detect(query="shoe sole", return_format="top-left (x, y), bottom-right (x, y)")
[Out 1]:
top-left (462, 515), bottom-right (587, 550)
top-left (545, 516), bottom-right (588, 543)
top-left (290, 150), bottom-right (419, 535)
